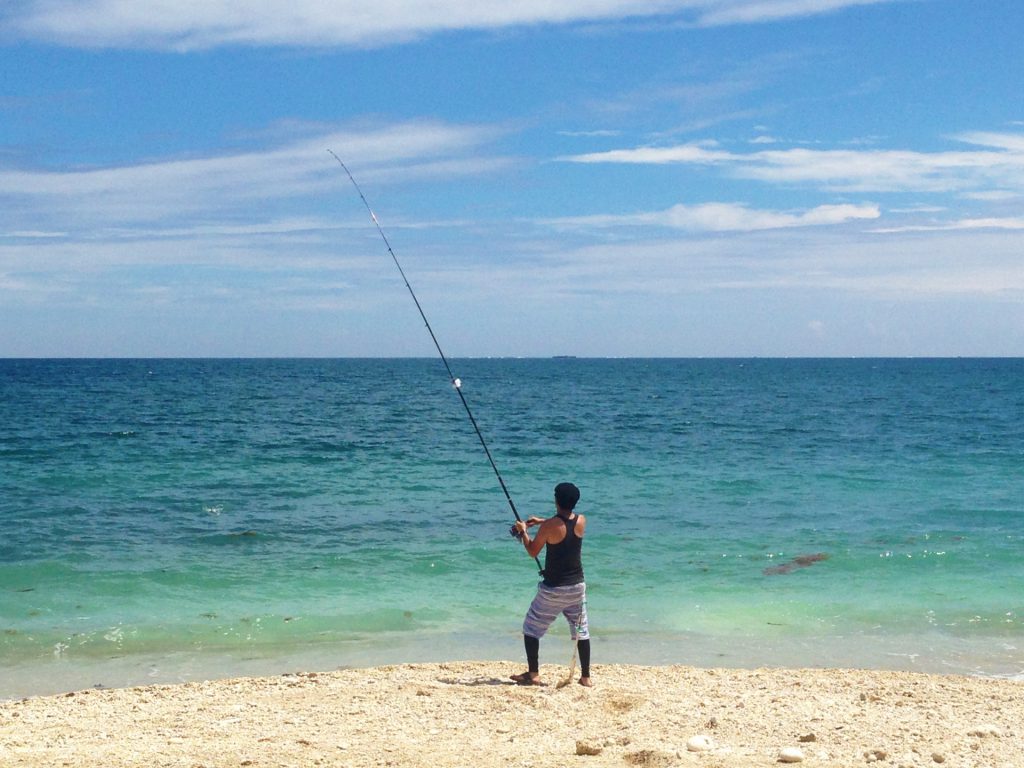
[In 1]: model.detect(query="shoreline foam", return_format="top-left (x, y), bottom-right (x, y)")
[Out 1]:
top-left (2, 661), bottom-right (1021, 767)
top-left (3, 626), bottom-right (1022, 702)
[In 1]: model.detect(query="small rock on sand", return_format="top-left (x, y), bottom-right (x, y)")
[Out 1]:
top-left (778, 746), bottom-right (804, 763)
top-left (576, 741), bottom-right (603, 756)
top-left (686, 735), bottom-right (715, 752)
top-left (967, 725), bottom-right (1001, 738)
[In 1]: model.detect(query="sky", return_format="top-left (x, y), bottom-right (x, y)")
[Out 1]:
top-left (1, 0), bottom-right (1022, 357)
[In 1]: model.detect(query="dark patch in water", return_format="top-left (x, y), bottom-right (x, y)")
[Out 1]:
top-left (763, 552), bottom-right (829, 576)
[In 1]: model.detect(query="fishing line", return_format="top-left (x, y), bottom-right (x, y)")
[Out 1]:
top-left (556, 601), bottom-right (586, 689)
top-left (330, 151), bottom-right (542, 575)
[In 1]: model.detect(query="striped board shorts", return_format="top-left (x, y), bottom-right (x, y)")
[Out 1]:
top-left (522, 581), bottom-right (589, 640)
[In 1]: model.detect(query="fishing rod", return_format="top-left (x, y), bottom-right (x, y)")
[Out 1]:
top-left (330, 151), bottom-right (542, 574)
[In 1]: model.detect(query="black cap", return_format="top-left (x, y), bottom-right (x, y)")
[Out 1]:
top-left (554, 482), bottom-right (580, 511)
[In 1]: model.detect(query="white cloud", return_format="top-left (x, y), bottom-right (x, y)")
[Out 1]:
top-left (559, 132), bottom-right (1024, 193)
top-left (961, 190), bottom-right (1020, 201)
top-left (0, 120), bottom-right (504, 228)
top-left (494, 226), bottom-right (1024, 302)
top-left (551, 201), bottom-right (879, 232)
top-left (958, 131), bottom-right (1024, 152)
top-left (841, 267), bottom-right (1024, 297)
top-left (888, 205), bottom-right (946, 214)
top-left (2, 230), bottom-right (68, 239)
top-left (3, 0), bottom-right (905, 50)
top-left (695, 0), bottom-right (891, 26)
top-left (871, 217), bottom-right (1024, 234)
top-left (563, 143), bottom-right (732, 165)
top-left (557, 130), bottom-right (623, 138)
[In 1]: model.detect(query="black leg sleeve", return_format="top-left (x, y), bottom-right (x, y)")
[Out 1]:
top-left (524, 634), bottom-right (540, 674)
top-left (577, 638), bottom-right (591, 678)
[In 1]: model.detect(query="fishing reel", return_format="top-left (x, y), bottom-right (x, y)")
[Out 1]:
top-left (509, 523), bottom-right (524, 540)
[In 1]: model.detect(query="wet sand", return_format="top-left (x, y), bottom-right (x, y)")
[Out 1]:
top-left (1, 662), bottom-right (1021, 767)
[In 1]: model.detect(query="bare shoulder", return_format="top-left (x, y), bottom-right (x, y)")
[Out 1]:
top-left (535, 516), bottom-right (561, 542)
top-left (539, 513), bottom-right (587, 543)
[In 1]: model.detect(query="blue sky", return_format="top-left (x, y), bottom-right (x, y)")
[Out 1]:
top-left (1, 0), bottom-right (1022, 357)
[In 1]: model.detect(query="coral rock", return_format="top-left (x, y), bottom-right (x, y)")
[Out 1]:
top-left (778, 746), bottom-right (805, 762)
top-left (686, 735), bottom-right (715, 752)
top-left (576, 741), bottom-right (603, 756)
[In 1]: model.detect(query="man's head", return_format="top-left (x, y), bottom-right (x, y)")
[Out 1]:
top-left (554, 482), bottom-right (580, 512)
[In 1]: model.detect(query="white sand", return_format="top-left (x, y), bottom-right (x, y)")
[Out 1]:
top-left (1, 662), bottom-right (1021, 767)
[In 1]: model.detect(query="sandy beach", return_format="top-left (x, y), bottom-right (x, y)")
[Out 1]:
top-left (1, 662), bottom-right (1020, 767)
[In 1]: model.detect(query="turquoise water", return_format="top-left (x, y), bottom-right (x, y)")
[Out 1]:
top-left (1, 358), bottom-right (1022, 697)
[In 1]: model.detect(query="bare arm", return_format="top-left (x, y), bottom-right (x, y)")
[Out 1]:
top-left (513, 517), bottom-right (556, 559)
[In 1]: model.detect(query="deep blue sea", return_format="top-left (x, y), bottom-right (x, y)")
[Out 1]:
top-left (1, 358), bottom-right (1022, 698)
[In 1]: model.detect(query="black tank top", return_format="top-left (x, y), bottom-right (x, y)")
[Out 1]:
top-left (543, 514), bottom-right (584, 587)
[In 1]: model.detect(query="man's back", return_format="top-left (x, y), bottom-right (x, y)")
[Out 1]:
top-left (542, 514), bottom-right (585, 587)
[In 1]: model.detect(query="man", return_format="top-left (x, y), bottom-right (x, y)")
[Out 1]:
top-left (510, 481), bottom-right (591, 687)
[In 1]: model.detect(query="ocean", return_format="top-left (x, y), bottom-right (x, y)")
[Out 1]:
top-left (1, 358), bottom-right (1022, 698)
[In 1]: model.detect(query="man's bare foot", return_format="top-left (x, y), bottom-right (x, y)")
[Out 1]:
top-left (511, 671), bottom-right (545, 686)
top-left (578, 676), bottom-right (593, 687)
